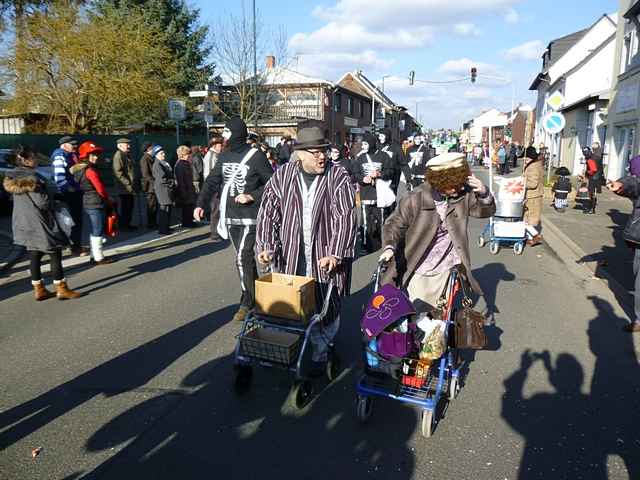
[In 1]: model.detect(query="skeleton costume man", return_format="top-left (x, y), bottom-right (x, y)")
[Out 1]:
top-left (353, 132), bottom-right (394, 253)
top-left (377, 128), bottom-right (411, 196)
top-left (407, 134), bottom-right (432, 188)
top-left (195, 117), bottom-right (274, 322)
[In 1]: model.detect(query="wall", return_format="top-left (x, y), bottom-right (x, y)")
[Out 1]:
top-left (563, 37), bottom-right (616, 106)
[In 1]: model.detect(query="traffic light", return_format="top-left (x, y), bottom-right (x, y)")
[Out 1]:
top-left (471, 67), bottom-right (477, 83)
top-left (409, 70), bottom-right (415, 86)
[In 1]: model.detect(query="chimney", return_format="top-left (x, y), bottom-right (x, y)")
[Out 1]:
top-left (266, 55), bottom-right (276, 70)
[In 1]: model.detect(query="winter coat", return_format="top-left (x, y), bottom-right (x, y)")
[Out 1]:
top-left (381, 181), bottom-right (496, 293)
top-left (190, 152), bottom-right (204, 190)
top-left (3, 167), bottom-right (68, 252)
top-left (256, 161), bottom-right (357, 296)
top-left (552, 176), bottom-right (572, 200)
top-left (140, 153), bottom-right (155, 194)
top-left (174, 159), bottom-right (198, 206)
top-left (524, 156), bottom-right (544, 199)
top-left (153, 160), bottom-right (175, 206)
top-left (203, 150), bottom-right (218, 180)
top-left (620, 176), bottom-right (640, 245)
top-left (71, 162), bottom-right (111, 210)
top-left (112, 149), bottom-right (136, 195)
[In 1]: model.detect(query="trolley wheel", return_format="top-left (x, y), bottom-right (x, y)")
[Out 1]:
top-left (449, 376), bottom-right (460, 401)
top-left (356, 395), bottom-right (373, 423)
top-left (291, 380), bottom-right (313, 409)
top-left (421, 409), bottom-right (434, 438)
top-left (489, 241), bottom-right (500, 255)
top-left (477, 235), bottom-right (486, 248)
top-left (232, 364), bottom-right (253, 395)
top-left (326, 350), bottom-right (341, 382)
top-left (514, 241), bottom-right (524, 255)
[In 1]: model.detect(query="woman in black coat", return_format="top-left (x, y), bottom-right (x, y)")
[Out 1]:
top-left (174, 145), bottom-right (197, 228)
top-left (3, 146), bottom-right (83, 301)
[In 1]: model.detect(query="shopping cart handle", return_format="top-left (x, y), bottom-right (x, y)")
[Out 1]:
top-left (317, 279), bottom-right (335, 320)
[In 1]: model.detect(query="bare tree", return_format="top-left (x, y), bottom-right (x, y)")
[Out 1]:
top-left (209, 5), bottom-right (289, 127)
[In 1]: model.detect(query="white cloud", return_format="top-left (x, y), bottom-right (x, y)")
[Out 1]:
top-left (438, 58), bottom-right (500, 76)
top-left (504, 8), bottom-right (520, 24)
top-left (294, 50), bottom-right (394, 82)
top-left (453, 23), bottom-right (482, 36)
top-left (464, 88), bottom-right (492, 100)
top-left (503, 40), bottom-right (545, 61)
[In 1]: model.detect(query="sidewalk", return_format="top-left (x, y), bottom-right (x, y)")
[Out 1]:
top-left (541, 186), bottom-right (635, 310)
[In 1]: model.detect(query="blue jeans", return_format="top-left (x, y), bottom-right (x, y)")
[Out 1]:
top-left (86, 208), bottom-right (105, 237)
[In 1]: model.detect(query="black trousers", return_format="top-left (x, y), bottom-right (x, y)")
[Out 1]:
top-left (229, 224), bottom-right (258, 309)
top-left (145, 192), bottom-right (158, 228)
top-left (158, 204), bottom-right (172, 234)
top-left (63, 191), bottom-right (83, 248)
top-left (29, 249), bottom-right (63, 282)
top-left (118, 194), bottom-right (134, 227)
top-left (210, 194), bottom-right (221, 240)
top-left (361, 204), bottom-right (382, 253)
top-left (180, 203), bottom-right (195, 228)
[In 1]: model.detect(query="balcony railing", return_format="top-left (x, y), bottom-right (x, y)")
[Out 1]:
top-left (262, 104), bottom-right (323, 122)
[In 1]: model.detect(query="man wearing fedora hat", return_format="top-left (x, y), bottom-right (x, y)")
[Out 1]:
top-left (256, 126), bottom-right (357, 371)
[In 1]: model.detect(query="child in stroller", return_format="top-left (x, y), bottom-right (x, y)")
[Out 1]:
top-left (552, 167), bottom-right (572, 212)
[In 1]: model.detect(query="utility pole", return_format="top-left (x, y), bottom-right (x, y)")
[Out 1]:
top-left (252, 0), bottom-right (258, 130)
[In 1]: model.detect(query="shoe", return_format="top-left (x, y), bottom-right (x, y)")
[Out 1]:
top-left (32, 280), bottom-right (55, 301)
top-left (210, 236), bottom-right (224, 243)
top-left (232, 306), bottom-right (250, 322)
top-left (71, 246), bottom-right (89, 257)
top-left (90, 258), bottom-right (115, 266)
top-left (54, 279), bottom-right (83, 300)
top-left (623, 322), bottom-right (640, 332)
top-left (526, 235), bottom-right (543, 247)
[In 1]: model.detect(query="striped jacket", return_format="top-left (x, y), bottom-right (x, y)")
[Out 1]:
top-left (50, 147), bottom-right (79, 193)
top-left (256, 161), bottom-right (357, 295)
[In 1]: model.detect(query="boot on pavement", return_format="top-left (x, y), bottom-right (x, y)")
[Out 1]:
top-left (54, 279), bottom-right (83, 300)
top-left (623, 321), bottom-right (640, 332)
top-left (89, 235), bottom-right (114, 266)
top-left (527, 234), bottom-right (543, 247)
top-left (233, 306), bottom-right (250, 322)
top-left (32, 280), bottom-right (55, 301)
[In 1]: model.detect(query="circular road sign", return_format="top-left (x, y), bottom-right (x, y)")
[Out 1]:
top-left (542, 111), bottom-right (566, 135)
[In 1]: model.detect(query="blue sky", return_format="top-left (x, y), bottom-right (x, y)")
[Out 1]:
top-left (195, 0), bottom-right (618, 129)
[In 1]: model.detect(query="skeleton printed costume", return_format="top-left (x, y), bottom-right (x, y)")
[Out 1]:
top-left (353, 133), bottom-right (394, 253)
top-left (197, 117), bottom-right (273, 317)
top-left (407, 135), bottom-right (433, 188)
top-left (378, 128), bottom-right (411, 195)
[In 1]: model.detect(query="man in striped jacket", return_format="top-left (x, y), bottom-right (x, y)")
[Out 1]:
top-left (51, 136), bottom-right (84, 255)
top-left (256, 127), bottom-right (357, 374)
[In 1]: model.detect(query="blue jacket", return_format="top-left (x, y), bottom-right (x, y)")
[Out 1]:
top-left (51, 147), bottom-right (80, 193)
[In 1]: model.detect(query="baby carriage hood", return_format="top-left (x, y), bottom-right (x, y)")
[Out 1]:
top-left (361, 284), bottom-right (416, 340)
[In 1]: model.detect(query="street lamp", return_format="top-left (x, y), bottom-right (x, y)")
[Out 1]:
top-left (381, 74), bottom-right (391, 93)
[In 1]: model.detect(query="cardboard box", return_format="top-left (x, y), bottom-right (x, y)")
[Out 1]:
top-left (255, 273), bottom-right (316, 323)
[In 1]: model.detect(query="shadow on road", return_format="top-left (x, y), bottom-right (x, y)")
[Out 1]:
top-left (69, 276), bottom-right (420, 479)
top-left (0, 305), bottom-right (236, 451)
top-left (501, 296), bottom-right (640, 479)
top-left (472, 262), bottom-right (516, 324)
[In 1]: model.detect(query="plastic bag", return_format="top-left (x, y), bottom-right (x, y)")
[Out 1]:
top-left (417, 315), bottom-right (446, 360)
top-left (54, 202), bottom-right (75, 237)
top-left (376, 179), bottom-right (396, 208)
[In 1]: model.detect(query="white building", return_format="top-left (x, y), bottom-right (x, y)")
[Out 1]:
top-left (606, 0), bottom-right (640, 180)
top-left (468, 109), bottom-right (509, 144)
top-left (530, 14), bottom-right (617, 174)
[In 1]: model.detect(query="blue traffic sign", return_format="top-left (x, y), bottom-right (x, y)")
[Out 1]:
top-left (542, 112), bottom-right (566, 134)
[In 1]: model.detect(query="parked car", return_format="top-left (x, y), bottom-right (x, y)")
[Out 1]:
top-left (0, 148), bottom-right (55, 215)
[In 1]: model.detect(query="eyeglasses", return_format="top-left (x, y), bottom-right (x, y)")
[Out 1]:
top-left (304, 149), bottom-right (325, 158)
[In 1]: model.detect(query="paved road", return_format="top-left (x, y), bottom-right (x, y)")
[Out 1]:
top-left (1, 174), bottom-right (639, 480)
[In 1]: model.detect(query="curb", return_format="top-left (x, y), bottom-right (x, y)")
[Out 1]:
top-left (541, 212), bottom-right (633, 310)
top-left (0, 224), bottom-right (193, 276)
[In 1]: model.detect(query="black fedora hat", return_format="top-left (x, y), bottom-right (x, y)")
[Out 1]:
top-left (292, 126), bottom-right (330, 151)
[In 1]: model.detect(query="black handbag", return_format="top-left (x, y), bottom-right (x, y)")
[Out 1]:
top-left (623, 213), bottom-right (640, 245)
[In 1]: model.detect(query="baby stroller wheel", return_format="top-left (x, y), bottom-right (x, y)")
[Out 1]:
top-left (326, 349), bottom-right (341, 382)
top-left (232, 364), bottom-right (253, 395)
top-left (477, 235), bottom-right (486, 248)
top-left (449, 376), bottom-right (460, 400)
top-left (291, 380), bottom-right (313, 409)
top-left (489, 241), bottom-right (500, 255)
top-left (356, 395), bottom-right (373, 423)
top-left (421, 409), bottom-right (434, 438)
top-left (514, 241), bottom-right (524, 255)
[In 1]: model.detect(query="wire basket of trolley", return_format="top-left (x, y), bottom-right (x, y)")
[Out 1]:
top-left (355, 261), bottom-right (486, 438)
top-left (232, 268), bottom-right (340, 409)
top-left (478, 176), bottom-right (531, 255)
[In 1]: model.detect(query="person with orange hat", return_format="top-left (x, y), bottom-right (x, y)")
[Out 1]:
top-left (71, 141), bottom-right (115, 265)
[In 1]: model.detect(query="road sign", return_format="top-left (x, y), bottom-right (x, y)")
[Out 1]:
top-left (168, 99), bottom-right (186, 121)
top-left (546, 91), bottom-right (565, 111)
top-left (204, 113), bottom-right (214, 124)
top-left (203, 98), bottom-right (214, 115)
top-left (542, 111), bottom-right (566, 134)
